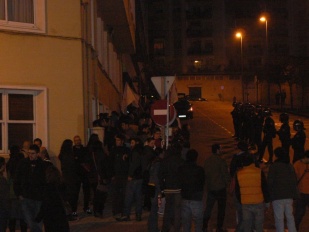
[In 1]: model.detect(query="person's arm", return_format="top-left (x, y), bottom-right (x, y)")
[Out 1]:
top-left (261, 171), bottom-right (270, 203)
top-left (235, 174), bottom-right (241, 203)
top-left (13, 159), bottom-right (25, 199)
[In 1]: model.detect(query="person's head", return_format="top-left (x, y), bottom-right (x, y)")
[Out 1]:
top-left (28, 144), bottom-right (40, 161)
top-left (293, 120), bottom-right (305, 132)
top-left (130, 137), bottom-right (139, 149)
top-left (115, 134), bottom-right (125, 147)
top-left (121, 122), bottom-right (129, 131)
top-left (141, 124), bottom-right (150, 133)
top-left (33, 138), bottom-right (42, 147)
top-left (87, 133), bottom-right (100, 147)
top-left (60, 139), bottom-right (73, 155)
top-left (146, 137), bottom-right (155, 148)
top-left (10, 145), bottom-right (21, 155)
top-left (22, 140), bottom-right (31, 150)
top-left (45, 165), bottom-right (61, 185)
top-left (212, 143), bottom-right (222, 155)
top-left (274, 147), bottom-right (290, 163)
top-left (237, 141), bottom-right (248, 152)
top-left (0, 157), bottom-right (5, 174)
top-left (73, 135), bottom-right (82, 146)
top-left (186, 149), bottom-right (198, 162)
top-left (279, 113), bottom-right (289, 123)
top-left (153, 128), bottom-right (161, 140)
top-left (39, 148), bottom-right (50, 160)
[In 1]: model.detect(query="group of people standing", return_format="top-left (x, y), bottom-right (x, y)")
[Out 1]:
top-left (229, 140), bottom-right (309, 232)
top-left (231, 102), bottom-right (306, 164)
top-left (0, 140), bottom-right (70, 232)
top-left (230, 101), bottom-right (309, 232)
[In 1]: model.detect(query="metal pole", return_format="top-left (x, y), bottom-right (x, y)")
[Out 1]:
top-left (165, 77), bottom-right (169, 149)
top-left (240, 36), bottom-right (244, 102)
top-left (265, 20), bottom-right (270, 105)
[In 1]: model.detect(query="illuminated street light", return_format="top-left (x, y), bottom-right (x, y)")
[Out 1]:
top-left (235, 32), bottom-right (244, 102)
top-left (260, 16), bottom-right (268, 57)
top-left (260, 16), bottom-right (270, 105)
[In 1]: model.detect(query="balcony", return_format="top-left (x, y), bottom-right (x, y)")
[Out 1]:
top-left (97, 0), bottom-right (135, 54)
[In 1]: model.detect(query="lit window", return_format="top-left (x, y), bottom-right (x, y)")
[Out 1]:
top-left (0, 0), bottom-right (46, 33)
top-left (0, 87), bottom-right (47, 154)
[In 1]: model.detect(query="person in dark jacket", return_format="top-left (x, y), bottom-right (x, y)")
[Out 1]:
top-left (142, 137), bottom-right (157, 211)
top-left (6, 145), bottom-right (27, 232)
top-left (92, 140), bottom-right (112, 218)
top-left (83, 133), bottom-right (101, 215)
top-left (0, 156), bottom-right (9, 232)
top-left (72, 135), bottom-right (91, 215)
top-left (110, 133), bottom-right (130, 220)
top-left (258, 108), bottom-right (276, 164)
top-left (267, 147), bottom-right (298, 232)
top-left (119, 137), bottom-right (144, 221)
top-left (35, 165), bottom-right (69, 232)
top-left (159, 143), bottom-right (184, 232)
top-left (58, 139), bottom-right (81, 220)
top-left (229, 141), bottom-right (250, 232)
top-left (291, 120), bottom-right (306, 163)
top-left (147, 148), bottom-right (164, 232)
top-left (277, 113), bottom-right (291, 155)
top-left (14, 144), bottom-right (48, 232)
top-left (203, 144), bottom-right (230, 232)
top-left (178, 149), bottom-right (204, 232)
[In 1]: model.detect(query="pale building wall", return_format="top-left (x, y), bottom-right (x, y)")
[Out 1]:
top-left (0, 0), bottom-right (84, 158)
top-left (175, 75), bottom-right (242, 102)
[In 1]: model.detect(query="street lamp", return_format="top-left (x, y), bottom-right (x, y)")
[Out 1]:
top-left (260, 16), bottom-right (268, 53)
top-left (260, 16), bottom-right (270, 105)
top-left (236, 32), bottom-right (244, 102)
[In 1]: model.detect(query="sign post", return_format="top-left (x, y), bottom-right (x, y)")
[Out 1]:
top-left (151, 76), bottom-right (176, 148)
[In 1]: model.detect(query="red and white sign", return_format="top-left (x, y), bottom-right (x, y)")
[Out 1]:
top-left (150, 100), bottom-right (176, 126)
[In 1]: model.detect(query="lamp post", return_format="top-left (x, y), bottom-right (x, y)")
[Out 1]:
top-left (236, 32), bottom-right (244, 102)
top-left (260, 16), bottom-right (270, 105)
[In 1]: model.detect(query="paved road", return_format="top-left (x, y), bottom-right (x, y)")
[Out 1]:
top-left (67, 100), bottom-right (309, 232)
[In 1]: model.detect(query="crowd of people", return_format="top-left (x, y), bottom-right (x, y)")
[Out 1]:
top-left (0, 102), bottom-right (308, 232)
top-left (229, 101), bottom-right (308, 232)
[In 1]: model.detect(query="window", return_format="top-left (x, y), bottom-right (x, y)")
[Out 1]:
top-left (154, 39), bottom-right (165, 55)
top-left (0, 0), bottom-right (46, 33)
top-left (0, 87), bottom-right (47, 154)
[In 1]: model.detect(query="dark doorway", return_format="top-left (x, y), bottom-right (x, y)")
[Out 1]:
top-left (189, 87), bottom-right (202, 98)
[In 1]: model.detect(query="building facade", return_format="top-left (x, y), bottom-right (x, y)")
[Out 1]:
top-left (0, 0), bottom-right (145, 160)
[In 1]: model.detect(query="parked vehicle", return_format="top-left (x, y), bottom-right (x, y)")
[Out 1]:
top-left (173, 99), bottom-right (193, 119)
top-left (185, 95), bottom-right (207, 101)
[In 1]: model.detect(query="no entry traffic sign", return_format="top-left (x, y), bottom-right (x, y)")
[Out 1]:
top-left (150, 100), bottom-right (176, 126)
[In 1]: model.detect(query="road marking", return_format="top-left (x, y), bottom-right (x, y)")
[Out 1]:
top-left (197, 109), bottom-right (234, 136)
